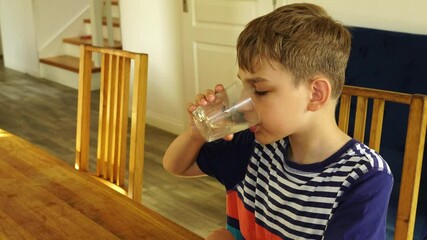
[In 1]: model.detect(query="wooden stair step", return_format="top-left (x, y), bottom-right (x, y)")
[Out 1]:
top-left (63, 36), bottom-right (122, 49)
top-left (40, 55), bottom-right (100, 73)
top-left (84, 17), bottom-right (120, 27)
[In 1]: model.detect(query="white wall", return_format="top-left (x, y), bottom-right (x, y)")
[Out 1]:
top-left (33, 0), bottom-right (87, 50)
top-left (33, 0), bottom-right (88, 58)
top-left (282, 0), bottom-right (427, 35)
top-left (0, 0), bottom-right (39, 76)
top-left (120, 0), bottom-right (186, 134)
top-left (0, 22), bottom-right (2, 56)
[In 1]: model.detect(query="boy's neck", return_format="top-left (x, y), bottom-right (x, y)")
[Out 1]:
top-left (287, 126), bottom-right (351, 165)
top-left (287, 105), bottom-right (351, 165)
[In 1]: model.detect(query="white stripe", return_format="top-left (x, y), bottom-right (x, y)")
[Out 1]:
top-left (246, 167), bottom-right (338, 214)
top-left (252, 189), bottom-right (327, 238)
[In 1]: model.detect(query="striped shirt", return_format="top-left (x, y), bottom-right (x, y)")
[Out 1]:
top-left (197, 130), bottom-right (393, 240)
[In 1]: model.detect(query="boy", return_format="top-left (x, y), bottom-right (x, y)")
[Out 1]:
top-left (163, 3), bottom-right (393, 240)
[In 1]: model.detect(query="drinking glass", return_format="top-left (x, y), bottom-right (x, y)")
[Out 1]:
top-left (192, 80), bottom-right (259, 142)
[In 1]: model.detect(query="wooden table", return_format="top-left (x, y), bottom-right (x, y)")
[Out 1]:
top-left (0, 129), bottom-right (203, 240)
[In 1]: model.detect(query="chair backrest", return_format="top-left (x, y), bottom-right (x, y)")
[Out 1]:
top-left (75, 45), bottom-right (148, 202)
top-left (337, 85), bottom-right (427, 239)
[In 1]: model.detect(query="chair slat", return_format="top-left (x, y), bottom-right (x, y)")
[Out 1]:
top-left (368, 99), bottom-right (385, 152)
top-left (338, 94), bottom-right (351, 133)
top-left (128, 54), bottom-right (148, 202)
top-left (75, 45), bottom-right (93, 171)
top-left (101, 54), bottom-right (111, 179)
top-left (97, 53), bottom-right (109, 177)
top-left (105, 55), bottom-right (117, 181)
top-left (116, 58), bottom-right (131, 187)
top-left (109, 55), bottom-right (121, 183)
top-left (353, 96), bottom-right (368, 142)
top-left (111, 56), bottom-right (121, 184)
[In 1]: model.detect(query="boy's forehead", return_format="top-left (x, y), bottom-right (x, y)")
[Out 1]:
top-left (238, 60), bottom-right (285, 76)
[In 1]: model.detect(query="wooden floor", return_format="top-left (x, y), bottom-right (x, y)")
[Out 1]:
top-left (0, 61), bottom-right (225, 237)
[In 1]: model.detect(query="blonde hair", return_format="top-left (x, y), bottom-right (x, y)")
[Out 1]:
top-left (236, 3), bottom-right (351, 98)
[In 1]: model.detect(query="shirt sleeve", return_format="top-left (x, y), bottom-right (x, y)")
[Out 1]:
top-left (196, 130), bottom-right (255, 190)
top-left (324, 169), bottom-right (393, 239)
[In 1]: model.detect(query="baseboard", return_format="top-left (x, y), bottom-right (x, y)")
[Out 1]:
top-left (27, 66), bottom-right (42, 78)
top-left (146, 111), bottom-right (185, 135)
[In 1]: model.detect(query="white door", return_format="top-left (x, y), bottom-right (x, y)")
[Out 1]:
top-left (181, 0), bottom-right (274, 103)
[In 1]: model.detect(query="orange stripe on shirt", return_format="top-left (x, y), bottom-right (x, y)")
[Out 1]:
top-left (226, 190), bottom-right (284, 240)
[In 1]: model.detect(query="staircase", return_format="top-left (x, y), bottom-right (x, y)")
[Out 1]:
top-left (39, 0), bottom-right (121, 90)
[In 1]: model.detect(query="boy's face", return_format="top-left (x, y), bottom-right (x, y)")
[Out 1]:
top-left (239, 61), bottom-right (312, 144)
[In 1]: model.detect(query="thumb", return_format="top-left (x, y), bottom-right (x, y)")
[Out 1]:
top-left (223, 134), bottom-right (234, 141)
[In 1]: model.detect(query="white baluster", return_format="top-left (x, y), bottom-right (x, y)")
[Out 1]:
top-left (105, 0), bottom-right (114, 47)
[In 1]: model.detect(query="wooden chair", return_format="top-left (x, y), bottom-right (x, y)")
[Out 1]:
top-left (337, 85), bottom-right (427, 240)
top-left (75, 45), bottom-right (148, 202)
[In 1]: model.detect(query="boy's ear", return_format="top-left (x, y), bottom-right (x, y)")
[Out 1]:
top-left (307, 78), bottom-right (331, 111)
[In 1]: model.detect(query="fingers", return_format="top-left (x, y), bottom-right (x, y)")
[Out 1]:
top-left (188, 83), bottom-right (226, 116)
top-left (214, 84), bottom-right (225, 93)
top-left (186, 89), bottom-right (214, 115)
top-left (195, 89), bottom-right (214, 105)
top-left (223, 134), bottom-right (234, 141)
top-left (193, 84), bottom-right (225, 106)
top-left (187, 103), bottom-right (197, 114)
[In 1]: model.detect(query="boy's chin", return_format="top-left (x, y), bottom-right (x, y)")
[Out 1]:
top-left (254, 133), bottom-right (277, 145)
top-left (254, 130), bottom-right (288, 145)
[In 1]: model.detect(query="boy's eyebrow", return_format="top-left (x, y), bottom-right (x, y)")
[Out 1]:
top-left (236, 74), bottom-right (267, 83)
top-left (242, 78), bottom-right (268, 84)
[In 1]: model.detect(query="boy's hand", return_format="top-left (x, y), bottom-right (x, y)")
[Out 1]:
top-left (187, 84), bottom-right (234, 141)
top-left (205, 228), bottom-right (235, 240)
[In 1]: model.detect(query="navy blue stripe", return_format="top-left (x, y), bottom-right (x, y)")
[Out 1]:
top-left (227, 215), bottom-right (240, 229)
top-left (254, 207), bottom-right (324, 239)
top-left (243, 168), bottom-right (336, 210)
top-left (258, 189), bottom-right (331, 224)
top-left (254, 160), bottom-right (340, 200)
